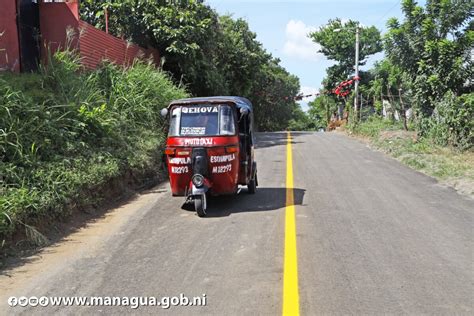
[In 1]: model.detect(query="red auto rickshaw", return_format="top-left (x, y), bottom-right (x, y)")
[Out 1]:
top-left (160, 96), bottom-right (258, 217)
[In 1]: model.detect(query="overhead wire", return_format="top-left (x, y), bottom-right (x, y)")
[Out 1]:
top-left (373, 0), bottom-right (403, 29)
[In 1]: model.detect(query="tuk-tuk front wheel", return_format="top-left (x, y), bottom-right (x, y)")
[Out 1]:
top-left (195, 194), bottom-right (207, 217)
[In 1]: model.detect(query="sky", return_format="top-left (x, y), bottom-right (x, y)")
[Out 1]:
top-left (206, 0), bottom-right (425, 111)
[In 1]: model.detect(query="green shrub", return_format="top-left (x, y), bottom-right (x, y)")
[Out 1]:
top-left (425, 92), bottom-right (473, 150)
top-left (0, 49), bottom-right (187, 245)
top-left (351, 116), bottom-right (403, 138)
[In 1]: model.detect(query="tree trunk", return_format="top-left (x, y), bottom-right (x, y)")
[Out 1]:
top-left (387, 85), bottom-right (396, 122)
top-left (380, 90), bottom-right (384, 117)
top-left (398, 88), bottom-right (408, 131)
top-left (325, 98), bottom-right (330, 127)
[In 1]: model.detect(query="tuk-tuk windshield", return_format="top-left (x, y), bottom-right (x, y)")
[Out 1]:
top-left (169, 104), bottom-right (236, 136)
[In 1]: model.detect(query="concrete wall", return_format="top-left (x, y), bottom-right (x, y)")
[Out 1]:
top-left (1, 0), bottom-right (159, 72)
top-left (38, 1), bottom-right (80, 62)
top-left (0, 0), bottom-right (21, 72)
top-left (39, 1), bottom-right (159, 69)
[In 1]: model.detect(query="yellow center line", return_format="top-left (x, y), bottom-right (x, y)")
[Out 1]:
top-left (283, 131), bottom-right (300, 316)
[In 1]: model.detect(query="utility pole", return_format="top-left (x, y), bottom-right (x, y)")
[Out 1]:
top-left (353, 26), bottom-right (360, 123)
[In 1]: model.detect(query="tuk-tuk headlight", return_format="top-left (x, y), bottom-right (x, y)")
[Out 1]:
top-left (192, 174), bottom-right (205, 188)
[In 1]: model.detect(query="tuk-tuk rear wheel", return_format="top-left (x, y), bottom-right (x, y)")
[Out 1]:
top-left (248, 173), bottom-right (257, 194)
top-left (195, 194), bottom-right (207, 217)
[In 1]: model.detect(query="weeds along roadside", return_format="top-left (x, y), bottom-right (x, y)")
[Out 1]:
top-left (348, 117), bottom-right (474, 197)
top-left (0, 49), bottom-right (187, 251)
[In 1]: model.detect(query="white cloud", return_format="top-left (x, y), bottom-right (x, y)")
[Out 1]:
top-left (283, 20), bottom-right (324, 62)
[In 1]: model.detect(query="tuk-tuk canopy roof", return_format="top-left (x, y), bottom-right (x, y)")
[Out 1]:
top-left (169, 96), bottom-right (253, 113)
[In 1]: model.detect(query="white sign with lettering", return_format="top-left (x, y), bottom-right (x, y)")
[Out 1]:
top-left (210, 154), bottom-right (236, 163)
top-left (181, 127), bottom-right (206, 135)
top-left (169, 157), bottom-right (191, 165)
top-left (183, 138), bottom-right (213, 146)
top-left (171, 166), bottom-right (189, 174)
top-left (212, 164), bottom-right (232, 174)
top-left (182, 107), bottom-right (218, 114)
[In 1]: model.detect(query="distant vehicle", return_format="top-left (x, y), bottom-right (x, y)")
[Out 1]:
top-left (160, 96), bottom-right (258, 217)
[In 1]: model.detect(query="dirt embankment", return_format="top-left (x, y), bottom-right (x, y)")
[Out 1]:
top-left (343, 129), bottom-right (474, 199)
top-left (1, 166), bottom-right (166, 264)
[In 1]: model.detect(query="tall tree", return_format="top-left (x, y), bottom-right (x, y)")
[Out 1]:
top-left (307, 95), bottom-right (337, 129)
top-left (370, 59), bottom-right (411, 129)
top-left (309, 18), bottom-right (382, 91)
top-left (250, 58), bottom-right (301, 131)
top-left (217, 16), bottom-right (270, 97)
top-left (80, 1), bottom-right (302, 131)
top-left (81, 0), bottom-right (223, 95)
top-left (384, 0), bottom-right (474, 118)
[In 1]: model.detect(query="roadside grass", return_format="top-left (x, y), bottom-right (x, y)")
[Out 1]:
top-left (350, 117), bottom-right (474, 197)
top-left (0, 50), bottom-right (187, 251)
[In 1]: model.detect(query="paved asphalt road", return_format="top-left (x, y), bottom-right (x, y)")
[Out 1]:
top-left (1, 132), bottom-right (473, 315)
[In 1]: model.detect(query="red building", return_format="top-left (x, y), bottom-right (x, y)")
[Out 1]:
top-left (0, 0), bottom-right (160, 73)
top-left (0, 0), bottom-right (22, 72)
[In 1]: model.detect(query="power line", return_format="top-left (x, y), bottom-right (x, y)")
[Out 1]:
top-left (374, 0), bottom-right (402, 29)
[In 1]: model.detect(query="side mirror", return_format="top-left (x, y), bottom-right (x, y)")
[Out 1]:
top-left (240, 108), bottom-right (249, 115)
top-left (240, 107), bottom-right (249, 118)
top-left (160, 108), bottom-right (169, 117)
